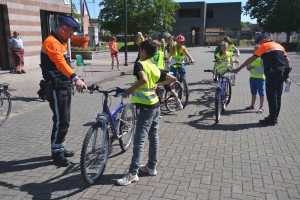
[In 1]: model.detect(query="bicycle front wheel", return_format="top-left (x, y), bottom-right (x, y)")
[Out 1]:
top-left (215, 90), bottom-right (222, 123)
top-left (180, 78), bottom-right (189, 108)
top-left (81, 121), bottom-right (109, 185)
top-left (0, 90), bottom-right (12, 126)
top-left (119, 103), bottom-right (136, 152)
top-left (225, 78), bottom-right (232, 106)
top-left (165, 81), bottom-right (183, 112)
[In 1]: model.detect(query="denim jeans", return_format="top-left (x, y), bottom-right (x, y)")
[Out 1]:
top-left (129, 106), bottom-right (160, 175)
top-left (170, 65), bottom-right (186, 79)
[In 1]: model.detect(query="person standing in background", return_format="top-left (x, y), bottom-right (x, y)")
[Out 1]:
top-left (134, 32), bottom-right (144, 63)
top-left (8, 31), bottom-right (25, 74)
top-left (108, 37), bottom-right (120, 71)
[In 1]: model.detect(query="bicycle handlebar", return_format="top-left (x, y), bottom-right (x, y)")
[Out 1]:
top-left (87, 85), bottom-right (125, 97)
top-left (204, 69), bottom-right (231, 75)
top-left (168, 60), bottom-right (193, 67)
top-left (213, 60), bottom-right (239, 64)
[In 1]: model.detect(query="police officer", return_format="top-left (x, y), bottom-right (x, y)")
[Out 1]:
top-left (40, 15), bottom-right (87, 167)
top-left (233, 32), bottom-right (291, 126)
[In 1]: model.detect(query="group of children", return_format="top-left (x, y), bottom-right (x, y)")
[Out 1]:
top-left (108, 33), bottom-right (195, 110)
top-left (214, 36), bottom-right (265, 114)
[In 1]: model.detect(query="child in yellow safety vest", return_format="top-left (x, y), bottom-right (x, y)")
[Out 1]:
top-left (245, 45), bottom-right (265, 114)
top-left (151, 40), bottom-right (183, 110)
top-left (117, 40), bottom-right (176, 186)
top-left (214, 42), bottom-right (234, 74)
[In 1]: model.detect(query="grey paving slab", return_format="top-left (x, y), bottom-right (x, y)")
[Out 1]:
top-left (0, 47), bottom-right (300, 200)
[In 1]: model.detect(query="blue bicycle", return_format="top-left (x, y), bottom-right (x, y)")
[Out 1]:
top-left (80, 85), bottom-right (136, 185)
top-left (204, 69), bottom-right (232, 123)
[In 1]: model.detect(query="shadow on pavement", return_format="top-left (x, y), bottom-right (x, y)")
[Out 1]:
top-left (10, 96), bottom-right (41, 103)
top-left (0, 156), bottom-right (53, 174)
top-left (19, 164), bottom-right (89, 200)
top-left (0, 156), bottom-right (88, 199)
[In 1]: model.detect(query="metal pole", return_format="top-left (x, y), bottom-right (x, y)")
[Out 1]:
top-left (80, 0), bottom-right (84, 33)
top-left (124, 0), bottom-right (128, 66)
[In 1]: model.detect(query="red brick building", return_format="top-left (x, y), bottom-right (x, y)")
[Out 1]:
top-left (0, 0), bottom-right (72, 71)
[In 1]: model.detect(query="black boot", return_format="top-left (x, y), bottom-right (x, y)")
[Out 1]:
top-left (259, 117), bottom-right (276, 126)
top-left (64, 149), bottom-right (75, 157)
top-left (52, 152), bottom-right (70, 167)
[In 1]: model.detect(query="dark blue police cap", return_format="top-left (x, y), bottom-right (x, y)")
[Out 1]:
top-left (255, 32), bottom-right (269, 44)
top-left (58, 15), bottom-right (80, 31)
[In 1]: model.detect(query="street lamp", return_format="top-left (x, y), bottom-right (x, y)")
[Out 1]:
top-left (124, 0), bottom-right (128, 66)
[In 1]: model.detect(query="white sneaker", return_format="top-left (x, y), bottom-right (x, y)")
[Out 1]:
top-left (139, 165), bottom-right (157, 176)
top-left (116, 172), bottom-right (139, 186)
top-left (177, 100), bottom-right (183, 110)
top-left (159, 115), bottom-right (163, 119)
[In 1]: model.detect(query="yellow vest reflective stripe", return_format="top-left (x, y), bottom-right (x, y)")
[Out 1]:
top-left (131, 61), bottom-right (160, 105)
top-left (250, 57), bottom-right (265, 79)
top-left (215, 52), bottom-right (231, 73)
top-left (173, 44), bottom-right (185, 66)
top-left (151, 51), bottom-right (164, 69)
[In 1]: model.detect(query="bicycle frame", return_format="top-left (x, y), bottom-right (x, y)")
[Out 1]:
top-left (216, 75), bottom-right (229, 105)
top-left (90, 87), bottom-right (126, 139)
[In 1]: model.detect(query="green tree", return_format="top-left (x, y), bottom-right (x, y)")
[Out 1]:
top-left (240, 21), bottom-right (251, 30)
top-left (71, 3), bottom-right (81, 20)
top-left (98, 0), bottom-right (179, 35)
top-left (243, 0), bottom-right (300, 42)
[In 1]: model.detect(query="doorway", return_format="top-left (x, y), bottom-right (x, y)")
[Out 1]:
top-left (0, 5), bottom-right (9, 70)
top-left (191, 27), bottom-right (199, 46)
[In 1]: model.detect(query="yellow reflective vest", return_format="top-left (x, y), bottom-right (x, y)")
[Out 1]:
top-left (151, 51), bottom-right (165, 69)
top-left (131, 61), bottom-right (160, 105)
top-left (250, 57), bottom-right (265, 79)
top-left (215, 52), bottom-right (232, 73)
top-left (173, 44), bottom-right (185, 66)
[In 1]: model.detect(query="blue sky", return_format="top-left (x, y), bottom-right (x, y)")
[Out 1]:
top-left (72, 0), bottom-right (256, 23)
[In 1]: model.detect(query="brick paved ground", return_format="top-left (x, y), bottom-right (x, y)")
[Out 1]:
top-left (0, 48), bottom-right (300, 200)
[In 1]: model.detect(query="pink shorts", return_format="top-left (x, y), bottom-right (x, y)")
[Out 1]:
top-left (111, 52), bottom-right (118, 57)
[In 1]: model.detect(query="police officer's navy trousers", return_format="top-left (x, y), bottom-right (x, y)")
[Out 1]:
top-left (265, 68), bottom-right (284, 122)
top-left (48, 87), bottom-right (72, 153)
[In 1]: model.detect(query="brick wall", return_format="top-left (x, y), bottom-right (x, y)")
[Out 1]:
top-left (1, 0), bottom-right (71, 70)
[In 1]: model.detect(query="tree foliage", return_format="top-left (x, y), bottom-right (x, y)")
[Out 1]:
top-left (72, 3), bottom-right (81, 20)
top-left (240, 21), bottom-right (251, 30)
top-left (243, 0), bottom-right (300, 37)
top-left (98, 0), bottom-right (179, 35)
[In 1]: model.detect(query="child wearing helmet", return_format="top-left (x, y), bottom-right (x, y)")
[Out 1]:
top-left (168, 35), bottom-right (195, 78)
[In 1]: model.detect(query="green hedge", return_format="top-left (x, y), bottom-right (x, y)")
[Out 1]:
top-left (71, 47), bottom-right (95, 51)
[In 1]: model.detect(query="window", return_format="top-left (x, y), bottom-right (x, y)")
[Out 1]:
top-left (178, 9), bottom-right (201, 18)
top-left (206, 9), bottom-right (213, 19)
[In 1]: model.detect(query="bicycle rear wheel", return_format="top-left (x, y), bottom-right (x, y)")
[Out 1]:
top-left (180, 78), bottom-right (189, 108)
top-left (165, 81), bottom-right (182, 112)
top-left (215, 90), bottom-right (222, 123)
top-left (81, 121), bottom-right (109, 185)
top-left (0, 90), bottom-right (12, 126)
top-left (225, 78), bottom-right (232, 106)
top-left (119, 103), bottom-right (136, 152)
